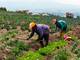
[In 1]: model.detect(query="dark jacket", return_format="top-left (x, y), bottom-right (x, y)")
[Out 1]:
top-left (55, 20), bottom-right (67, 31)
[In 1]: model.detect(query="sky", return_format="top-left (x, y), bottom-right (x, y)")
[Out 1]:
top-left (0, 0), bottom-right (80, 14)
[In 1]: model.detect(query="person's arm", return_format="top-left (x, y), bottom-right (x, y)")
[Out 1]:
top-left (27, 30), bottom-right (34, 40)
top-left (36, 34), bottom-right (42, 41)
top-left (55, 25), bottom-right (57, 31)
top-left (55, 21), bottom-right (58, 32)
top-left (55, 25), bottom-right (59, 32)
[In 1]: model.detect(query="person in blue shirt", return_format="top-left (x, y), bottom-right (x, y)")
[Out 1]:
top-left (27, 22), bottom-right (50, 47)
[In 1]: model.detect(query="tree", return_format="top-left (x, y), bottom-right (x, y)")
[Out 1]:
top-left (66, 12), bottom-right (74, 18)
top-left (0, 7), bottom-right (7, 11)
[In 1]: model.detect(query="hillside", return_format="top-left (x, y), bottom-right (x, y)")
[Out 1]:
top-left (0, 11), bottom-right (80, 60)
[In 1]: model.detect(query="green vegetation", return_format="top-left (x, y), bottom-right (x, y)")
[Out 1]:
top-left (17, 40), bottom-right (67, 60)
top-left (0, 9), bottom-right (80, 60)
top-left (17, 51), bottom-right (44, 60)
top-left (0, 30), bottom-right (18, 42)
top-left (0, 11), bottom-right (80, 31)
top-left (0, 29), bottom-right (30, 60)
top-left (38, 40), bottom-right (67, 55)
top-left (7, 40), bottom-right (30, 55)
top-left (54, 49), bottom-right (68, 60)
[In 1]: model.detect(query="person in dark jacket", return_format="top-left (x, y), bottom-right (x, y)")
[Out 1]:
top-left (52, 19), bottom-right (67, 37)
top-left (27, 22), bottom-right (50, 47)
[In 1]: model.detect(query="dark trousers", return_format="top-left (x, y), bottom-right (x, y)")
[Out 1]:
top-left (39, 34), bottom-right (49, 47)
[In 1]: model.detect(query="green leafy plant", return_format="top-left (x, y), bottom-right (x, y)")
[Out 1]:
top-left (7, 40), bottom-right (30, 56)
top-left (0, 30), bottom-right (18, 42)
top-left (55, 49), bottom-right (68, 60)
top-left (17, 51), bottom-right (44, 60)
top-left (74, 48), bottom-right (80, 58)
top-left (17, 40), bottom-right (67, 60)
top-left (21, 23), bottom-right (28, 31)
top-left (12, 47), bottom-right (21, 56)
top-left (38, 40), bottom-right (67, 55)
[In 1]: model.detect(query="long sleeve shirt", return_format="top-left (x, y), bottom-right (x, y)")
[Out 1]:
top-left (28, 24), bottom-right (49, 40)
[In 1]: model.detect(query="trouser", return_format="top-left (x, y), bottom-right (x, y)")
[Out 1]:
top-left (60, 25), bottom-right (67, 38)
top-left (39, 34), bottom-right (49, 47)
top-left (60, 31), bottom-right (65, 38)
top-left (60, 29), bottom-right (67, 38)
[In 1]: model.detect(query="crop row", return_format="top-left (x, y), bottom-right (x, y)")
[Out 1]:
top-left (17, 40), bottom-right (67, 60)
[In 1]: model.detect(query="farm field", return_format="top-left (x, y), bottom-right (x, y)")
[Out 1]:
top-left (0, 11), bottom-right (80, 60)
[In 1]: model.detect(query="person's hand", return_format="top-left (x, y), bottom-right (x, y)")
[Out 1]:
top-left (27, 38), bottom-right (29, 40)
